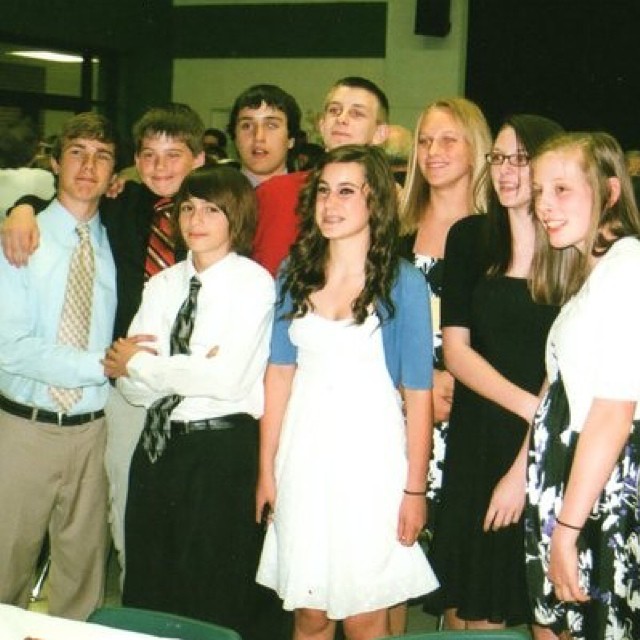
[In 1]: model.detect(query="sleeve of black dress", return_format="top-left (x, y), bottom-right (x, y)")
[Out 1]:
top-left (8, 194), bottom-right (51, 215)
top-left (441, 215), bottom-right (484, 329)
top-left (398, 232), bottom-right (417, 262)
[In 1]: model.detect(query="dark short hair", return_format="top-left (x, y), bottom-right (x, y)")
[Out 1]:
top-left (203, 127), bottom-right (228, 150)
top-left (52, 112), bottom-right (117, 161)
top-left (132, 103), bottom-right (205, 155)
top-left (173, 165), bottom-right (257, 256)
top-left (227, 84), bottom-right (301, 141)
top-left (0, 117), bottom-right (38, 168)
top-left (328, 76), bottom-right (390, 123)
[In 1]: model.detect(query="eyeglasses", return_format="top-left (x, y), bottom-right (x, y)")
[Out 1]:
top-left (485, 151), bottom-right (530, 167)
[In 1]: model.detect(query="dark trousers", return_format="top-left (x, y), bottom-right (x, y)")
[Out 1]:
top-left (123, 416), bottom-right (291, 640)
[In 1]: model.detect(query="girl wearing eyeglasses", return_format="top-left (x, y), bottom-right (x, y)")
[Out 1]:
top-left (429, 115), bottom-right (563, 635)
top-left (255, 144), bottom-right (438, 640)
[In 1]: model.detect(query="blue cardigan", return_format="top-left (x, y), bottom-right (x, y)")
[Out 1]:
top-left (269, 260), bottom-right (433, 389)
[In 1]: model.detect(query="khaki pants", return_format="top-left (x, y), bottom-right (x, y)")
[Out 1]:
top-left (104, 386), bottom-right (146, 578)
top-left (0, 409), bottom-right (109, 620)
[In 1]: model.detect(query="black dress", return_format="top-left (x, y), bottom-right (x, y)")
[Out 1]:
top-left (429, 215), bottom-right (558, 625)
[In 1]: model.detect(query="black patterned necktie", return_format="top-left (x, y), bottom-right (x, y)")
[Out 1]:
top-left (142, 275), bottom-right (201, 462)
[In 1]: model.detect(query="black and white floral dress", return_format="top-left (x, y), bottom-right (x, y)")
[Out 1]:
top-left (525, 237), bottom-right (640, 639)
top-left (399, 234), bottom-right (447, 514)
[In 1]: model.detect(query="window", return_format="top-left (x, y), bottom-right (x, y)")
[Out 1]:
top-left (0, 41), bottom-right (111, 142)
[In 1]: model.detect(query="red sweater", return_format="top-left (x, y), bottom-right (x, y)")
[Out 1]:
top-left (252, 171), bottom-right (310, 276)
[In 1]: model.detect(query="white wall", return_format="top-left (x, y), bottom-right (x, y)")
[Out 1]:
top-left (172, 0), bottom-right (468, 140)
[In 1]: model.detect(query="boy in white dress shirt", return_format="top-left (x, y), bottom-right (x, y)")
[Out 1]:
top-left (103, 165), bottom-right (275, 640)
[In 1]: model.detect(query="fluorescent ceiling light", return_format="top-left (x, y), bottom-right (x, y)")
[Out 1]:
top-left (8, 50), bottom-right (97, 63)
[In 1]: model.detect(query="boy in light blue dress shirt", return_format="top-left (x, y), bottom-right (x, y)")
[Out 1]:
top-left (0, 112), bottom-right (118, 620)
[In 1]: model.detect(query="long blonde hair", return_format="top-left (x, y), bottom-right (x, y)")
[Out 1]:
top-left (531, 131), bottom-right (640, 305)
top-left (399, 97), bottom-right (491, 234)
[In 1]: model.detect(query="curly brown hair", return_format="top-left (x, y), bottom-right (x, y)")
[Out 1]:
top-left (281, 144), bottom-right (399, 324)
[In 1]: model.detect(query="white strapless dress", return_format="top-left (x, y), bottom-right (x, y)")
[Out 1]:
top-left (257, 313), bottom-right (438, 619)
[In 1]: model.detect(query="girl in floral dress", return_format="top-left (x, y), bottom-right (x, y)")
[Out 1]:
top-left (526, 131), bottom-right (640, 639)
top-left (397, 98), bottom-right (490, 634)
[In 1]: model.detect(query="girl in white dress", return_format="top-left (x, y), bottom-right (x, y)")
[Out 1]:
top-left (256, 145), bottom-right (438, 640)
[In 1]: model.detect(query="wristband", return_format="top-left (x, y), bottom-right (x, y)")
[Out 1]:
top-left (403, 489), bottom-right (426, 496)
top-left (555, 517), bottom-right (582, 531)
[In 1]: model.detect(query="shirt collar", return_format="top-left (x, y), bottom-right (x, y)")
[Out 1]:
top-left (185, 251), bottom-right (237, 285)
top-left (241, 167), bottom-right (287, 189)
top-left (45, 198), bottom-right (105, 246)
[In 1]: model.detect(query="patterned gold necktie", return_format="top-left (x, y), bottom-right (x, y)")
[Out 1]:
top-left (49, 223), bottom-right (95, 412)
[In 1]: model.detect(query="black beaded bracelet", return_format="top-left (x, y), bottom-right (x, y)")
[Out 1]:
top-left (403, 489), bottom-right (426, 496)
top-left (556, 517), bottom-right (582, 531)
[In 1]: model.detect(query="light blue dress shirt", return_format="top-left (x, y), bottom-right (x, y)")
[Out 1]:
top-left (0, 199), bottom-right (117, 414)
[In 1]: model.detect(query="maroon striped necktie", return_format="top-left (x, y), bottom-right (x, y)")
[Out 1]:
top-left (145, 197), bottom-right (176, 279)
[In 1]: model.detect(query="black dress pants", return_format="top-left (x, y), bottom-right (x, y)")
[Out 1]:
top-left (123, 417), bottom-right (291, 640)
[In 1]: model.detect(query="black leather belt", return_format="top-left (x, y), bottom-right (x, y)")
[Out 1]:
top-left (170, 413), bottom-right (252, 436)
top-left (0, 395), bottom-right (105, 426)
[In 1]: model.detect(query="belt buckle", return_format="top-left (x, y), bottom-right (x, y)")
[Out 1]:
top-left (57, 412), bottom-right (65, 426)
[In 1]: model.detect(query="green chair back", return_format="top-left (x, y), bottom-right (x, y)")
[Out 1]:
top-left (87, 606), bottom-right (242, 640)
top-left (383, 631), bottom-right (530, 640)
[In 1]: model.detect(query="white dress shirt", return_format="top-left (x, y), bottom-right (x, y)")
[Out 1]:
top-left (546, 236), bottom-right (640, 428)
top-left (117, 251), bottom-right (275, 421)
